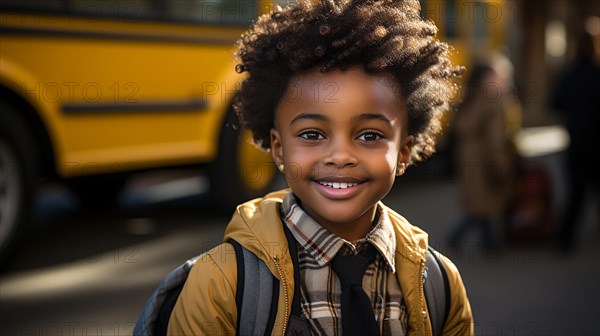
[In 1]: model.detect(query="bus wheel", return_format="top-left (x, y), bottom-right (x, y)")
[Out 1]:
top-left (0, 103), bottom-right (38, 266)
top-left (208, 107), bottom-right (283, 213)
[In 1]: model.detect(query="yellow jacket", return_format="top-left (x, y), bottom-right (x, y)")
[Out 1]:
top-left (168, 189), bottom-right (473, 335)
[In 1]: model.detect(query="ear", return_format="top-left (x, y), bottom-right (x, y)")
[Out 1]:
top-left (270, 128), bottom-right (283, 166)
top-left (396, 135), bottom-right (414, 176)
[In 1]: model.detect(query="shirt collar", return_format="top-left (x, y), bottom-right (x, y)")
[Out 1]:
top-left (281, 192), bottom-right (397, 272)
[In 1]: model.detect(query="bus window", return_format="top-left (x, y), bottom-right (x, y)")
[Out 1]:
top-left (0, 0), bottom-right (259, 26)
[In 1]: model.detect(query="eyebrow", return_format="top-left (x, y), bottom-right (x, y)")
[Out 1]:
top-left (354, 113), bottom-right (393, 126)
top-left (290, 113), bottom-right (329, 125)
top-left (290, 112), bottom-right (393, 126)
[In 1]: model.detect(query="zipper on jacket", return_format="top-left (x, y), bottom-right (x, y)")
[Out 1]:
top-left (419, 257), bottom-right (428, 333)
top-left (273, 255), bottom-right (290, 335)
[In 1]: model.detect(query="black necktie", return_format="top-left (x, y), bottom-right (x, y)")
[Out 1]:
top-left (331, 244), bottom-right (380, 336)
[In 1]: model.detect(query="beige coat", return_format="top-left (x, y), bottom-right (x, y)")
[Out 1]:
top-left (454, 91), bottom-right (516, 217)
top-left (168, 189), bottom-right (473, 335)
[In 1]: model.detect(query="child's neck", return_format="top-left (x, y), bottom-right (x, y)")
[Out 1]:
top-left (327, 222), bottom-right (373, 243)
top-left (309, 206), bottom-right (378, 242)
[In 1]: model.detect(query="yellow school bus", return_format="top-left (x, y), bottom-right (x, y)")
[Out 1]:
top-left (0, 0), bottom-right (283, 262)
top-left (421, 0), bottom-right (510, 75)
top-left (0, 0), bottom-right (511, 262)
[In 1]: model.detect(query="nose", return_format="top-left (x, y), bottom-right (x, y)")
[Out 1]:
top-left (323, 137), bottom-right (358, 169)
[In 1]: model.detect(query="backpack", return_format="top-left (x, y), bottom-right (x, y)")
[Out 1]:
top-left (133, 229), bottom-right (450, 336)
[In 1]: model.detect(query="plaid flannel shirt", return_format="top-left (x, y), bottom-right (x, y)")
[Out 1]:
top-left (281, 193), bottom-right (408, 336)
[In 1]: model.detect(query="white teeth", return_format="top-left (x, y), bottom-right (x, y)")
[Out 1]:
top-left (318, 181), bottom-right (358, 189)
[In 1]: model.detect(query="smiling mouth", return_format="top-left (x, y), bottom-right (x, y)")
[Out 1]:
top-left (316, 181), bottom-right (361, 189)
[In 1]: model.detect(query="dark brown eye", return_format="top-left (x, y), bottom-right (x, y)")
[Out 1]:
top-left (358, 131), bottom-right (383, 142)
top-left (299, 131), bottom-right (324, 141)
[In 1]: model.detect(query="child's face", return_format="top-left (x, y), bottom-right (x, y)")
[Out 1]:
top-left (270, 68), bottom-right (413, 236)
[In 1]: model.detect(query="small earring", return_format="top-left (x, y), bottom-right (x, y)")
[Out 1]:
top-left (278, 164), bottom-right (285, 173)
top-left (396, 163), bottom-right (406, 176)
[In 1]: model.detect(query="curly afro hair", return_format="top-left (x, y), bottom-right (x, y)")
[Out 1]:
top-left (234, 0), bottom-right (463, 163)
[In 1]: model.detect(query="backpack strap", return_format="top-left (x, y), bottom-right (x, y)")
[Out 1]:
top-left (424, 246), bottom-right (451, 336)
top-left (230, 239), bottom-right (279, 336)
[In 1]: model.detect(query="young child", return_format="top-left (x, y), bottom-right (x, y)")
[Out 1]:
top-left (168, 0), bottom-right (473, 334)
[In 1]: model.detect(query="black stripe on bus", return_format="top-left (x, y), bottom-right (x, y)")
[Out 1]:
top-left (62, 100), bottom-right (208, 114)
top-left (0, 25), bottom-right (238, 45)
top-left (0, 5), bottom-right (256, 28)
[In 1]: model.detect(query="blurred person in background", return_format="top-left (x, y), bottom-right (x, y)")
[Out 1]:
top-left (448, 52), bottom-right (520, 249)
top-left (550, 21), bottom-right (600, 253)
